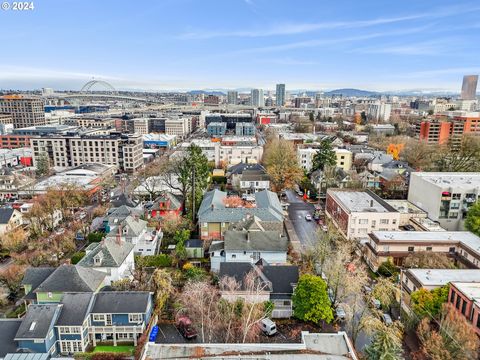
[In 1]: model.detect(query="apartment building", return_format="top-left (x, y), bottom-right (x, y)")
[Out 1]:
top-left (218, 145), bottom-right (263, 166)
top-left (0, 95), bottom-right (46, 128)
top-left (31, 131), bottom-right (143, 172)
top-left (297, 147), bottom-right (352, 172)
top-left (364, 231), bottom-right (480, 271)
top-left (326, 189), bottom-right (400, 241)
top-left (64, 117), bottom-right (116, 129)
top-left (0, 113), bottom-right (13, 125)
top-left (408, 172), bottom-right (480, 231)
top-left (0, 134), bottom-right (31, 149)
top-left (207, 122), bottom-right (227, 136)
top-left (416, 111), bottom-right (480, 146)
top-left (235, 122), bottom-right (255, 136)
top-left (448, 282), bottom-right (480, 335)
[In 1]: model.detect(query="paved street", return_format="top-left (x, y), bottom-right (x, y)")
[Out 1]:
top-left (285, 190), bottom-right (319, 248)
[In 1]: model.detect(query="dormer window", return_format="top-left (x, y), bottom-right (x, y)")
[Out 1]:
top-left (29, 322), bottom-right (36, 331)
top-left (93, 252), bottom-right (104, 266)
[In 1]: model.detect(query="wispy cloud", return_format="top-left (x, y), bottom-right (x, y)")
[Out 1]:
top-left (350, 39), bottom-right (454, 56)
top-left (178, 4), bottom-right (480, 40)
top-left (227, 25), bottom-right (431, 55)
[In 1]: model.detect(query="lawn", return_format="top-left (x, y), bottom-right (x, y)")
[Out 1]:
top-left (92, 345), bottom-right (134, 353)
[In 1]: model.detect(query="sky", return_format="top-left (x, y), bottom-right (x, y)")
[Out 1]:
top-left (0, 0), bottom-right (479, 92)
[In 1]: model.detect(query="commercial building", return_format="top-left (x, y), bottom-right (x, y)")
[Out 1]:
top-left (448, 282), bottom-right (480, 335)
top-left (142, 133), bottom-right (177, 149)
top-left (235, 122), bottom-right (255, 136)
top-left (64, 117), bottom-right (116, 129)
top-left (416, 111), bottom-right (480, 145)
top-left (30, 131), bottom-right (143, 172)
top-left (251, 89), bottom-right (264, 107)
top-left (165, 117), bottom-right (191, 139)
top-left (227, 91), bottom-right (238, 105)
top-left (461, 75), bottom-right (479, 100)
top-left (408, 172), bottom-right (480, 231)
top-left (0, 95), bottom-right (46, 128)
top-left (276, 84), bottom-right (286, 106)
top-left (219, 145), bottom-right (263, 166)
top-left (326, 189), bottom-right (400, 241)
top-left (364, 231), bottom-right (480, 271)
top-left (205, 113), bottom-right (253, 130)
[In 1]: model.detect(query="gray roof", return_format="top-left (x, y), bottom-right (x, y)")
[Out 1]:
top-left (22, 267), bottom-right (55, 289)
top-left (0, 208), bottom-right (15, 224)
top-left (224, 230), bottom-right (288, 252)
top-left (15, 304), bottom-right (61, 340)
top-left (240, 169), bottom-right (270, 182)
top-left (198, 189), bottom-right (283, 223)
top-left (34, 265), bottom-right (106, 293)
top-left (0, 319), bottom-right (22, 357)
top-left (110, 194), bottom-right (139, 208)
top-left (91, 291), bottom-right (151, 314)
top-left (151, 192), bottom-right (182, 211)
top-left (56, 292), bottom-right (94, 326)
top-left (227, 163), bottom-right (265, 176)
top-left (78, 238), bottom-right (134, 268)
top-left (106, 205), bottom-right (143, 224)
top-left (327, 189), bottom-right (397, 213)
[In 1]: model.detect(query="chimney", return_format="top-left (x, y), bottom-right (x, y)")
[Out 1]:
top-left (370, 200), bottom-right (374, 207)
top-left (247, 231), bottom-right (250, 242)
top-left (116, 225), bottom-right (122, 245)
top-left (211, 204), bottom-right (214, 211)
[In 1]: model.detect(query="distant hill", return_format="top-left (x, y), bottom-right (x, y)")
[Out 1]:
top-left (188, 90), bottom-right (226, 96)
top-left (324, 88), bottom-right (378, 97)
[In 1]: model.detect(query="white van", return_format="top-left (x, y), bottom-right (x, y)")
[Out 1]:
top-left (260, 318), bottom-right (277, 336)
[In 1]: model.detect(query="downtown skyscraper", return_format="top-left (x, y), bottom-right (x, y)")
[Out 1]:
top-left (276, 83), bottom-right (286, 106)
top-left (250, 89), bottom-right (264, 107)
top-left (461, 75), bottom-right (479, 100)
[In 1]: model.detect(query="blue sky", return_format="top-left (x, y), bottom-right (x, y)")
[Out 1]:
top-left (1, 0), bottom-right (479, 91)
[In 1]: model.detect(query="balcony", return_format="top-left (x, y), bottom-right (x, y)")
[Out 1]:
top-left (89, 324), bottom-right (145, 334)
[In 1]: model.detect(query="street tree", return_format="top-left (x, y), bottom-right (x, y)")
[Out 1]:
top-left (401, 138), bottom-right (438, 171)
top-left (292, 274), bottom-right (333, 324)
top-left (434, 135), bottom-right (480, 172)
top-left (0, 264), bottom-right (26, 301)
top-left (364, 321), bottom-right (404, 360)
top-left (404, 252), bottom-right (454, 269)
top-left (35, 152), bottom-right (50, 177)
top-left (417, 303), bottom-right (479, 360)
top-left (151, 268), bottom-right (173, 316)
top-left (0, 228), bottom-right (28, 253)
top-left (263, 138), bottom-right (303, 191)
top-left (465, 201), bottom-right (480, 237)
top-left (372, 277), bottom-right (400, 311)
top-left (410, 285), bottom-right (449, 319)
top-left (311, 140), bottom-right (337, 172)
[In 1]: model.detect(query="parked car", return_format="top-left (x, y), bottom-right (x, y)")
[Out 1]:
top-left (362, 285), bottom-right (372, 295)
top-left (321, 225), bottom-right (328, 232)
top-left (260, 318), bottom-right (277, 336)
top-left (177, 316), bottom-right (198, 339)
top-left (335, 307), bottom-right (346, 321)
top-left (403, 224), bottom-right (416, 231)
top-left (305, 214), bottom-right (312, 221)
top-left (296, 190), bottom-right (303, 196)
top-left (382, 313), bottom-right (393, 325)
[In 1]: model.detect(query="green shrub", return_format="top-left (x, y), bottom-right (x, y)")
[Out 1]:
top-left (137, 254), bottom-right (172, 267)
top-left (377, 260), bottom-right (398, 277)
top-left (71, 251), bottom-right (86, 264)
top-left (87, 232), bottom-right (105, 243)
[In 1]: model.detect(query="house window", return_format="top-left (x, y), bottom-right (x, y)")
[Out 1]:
top-left (231, 254), bottom-right (236, 259)
top-left (477, 314), bottom-right (480, 329)
top-left (449, 247), bottom-right (455, 253)
top-left (462, 300), bottom-right (467, 315)
top-left (383, 245), bottom-right (390, 252)
top-left (129, 314), bottom-right (143, 323)
top-left (359, 219), bottom-right (368, 224)
top-left (408, 246), bottom-right (414, 252)
top-left (426, 247), bottom-right (433, 251)
top-left (450, 291), bottom-right (455, 304)
top-left (93, 314), bottom-right (105, 322)
top-left (456, 296), bottom-right (461, 309)
top-left (452, 193), bottom-right (461, 200)
top-left (380, 219), bottom-right (389, 224)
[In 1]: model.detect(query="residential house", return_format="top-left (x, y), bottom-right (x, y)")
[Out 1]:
top-left (77, 238), bottom-right (135, 284)
top-left (0, 208), bottom-right (23, 236)
top-left (210, 216), bottom-right (288, 272)
top-left (0, 291), bottom-right (153, 356)
top-left (102, 205), bottom-right (143, 233)
top-left (14, 304), bottom-right (62, 355)
top-left (198, 189), bottom-right (283, 241)
top-left (239, 169), bottom-right (270, 194)
top-left (105, 215), bottom-right (161, 256)
top-left (368, 151), bottom-right (394, 172)
top-left (357, 171), bottom-right (380, 189)
top-left (22, 265), bottom-right (106, 303)
top-left (219, 261), bottom-right (299, 318)
top-left (325, 189), bottom-right (400, 241)
top-left (147, 192), bottom-right (183, 219)
top-left (227, 163), bottom-right (266, 190)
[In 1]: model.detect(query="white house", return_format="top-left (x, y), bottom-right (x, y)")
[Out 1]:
top-left (77, 238), bottom-right (135, 285)
top-left (106, 215), bottom-right (161, 256)
top-left (209, 216), bottom-right (288, 273)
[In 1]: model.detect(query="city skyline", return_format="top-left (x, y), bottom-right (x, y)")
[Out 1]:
top-left (1, 0), bottom-right (480, 92)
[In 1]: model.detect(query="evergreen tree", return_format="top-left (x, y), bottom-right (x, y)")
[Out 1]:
top-left (311, 140), bottom-right (337, 172)
top-left (364, 325), bottom-right (403, 360)
top-left (292, 274), bottom-right (333, 324)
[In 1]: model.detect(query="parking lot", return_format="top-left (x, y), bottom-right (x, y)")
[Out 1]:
top-left (155, 323), bottom-right (201, 344)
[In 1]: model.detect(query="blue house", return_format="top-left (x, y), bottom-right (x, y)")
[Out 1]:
top-left (14, 304), bottom-right (62, 355)
top-left (0, 291), bottom-right (153, 356)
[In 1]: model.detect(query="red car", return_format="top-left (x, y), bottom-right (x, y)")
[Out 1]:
top-left (177, 316), bottom-right (197, 339)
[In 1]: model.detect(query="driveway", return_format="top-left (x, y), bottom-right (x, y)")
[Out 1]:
top-left (285, 190), bottom-right (319, 247)
top-left (155, 324), bottom-right (200, 344)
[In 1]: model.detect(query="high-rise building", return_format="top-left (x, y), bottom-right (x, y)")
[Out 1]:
top-left (276, 84), bottom-right (286, 106)
top-left (227, 91), bottom-right (238, 105)
top-left (461, 75), bottom-right (478, 100)
top-left (0, 95), bottom-right (45, 129)
top-left (367, 102), bottom-right (392, 122)
top-left (250, 89), bottom-right (264, 107)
